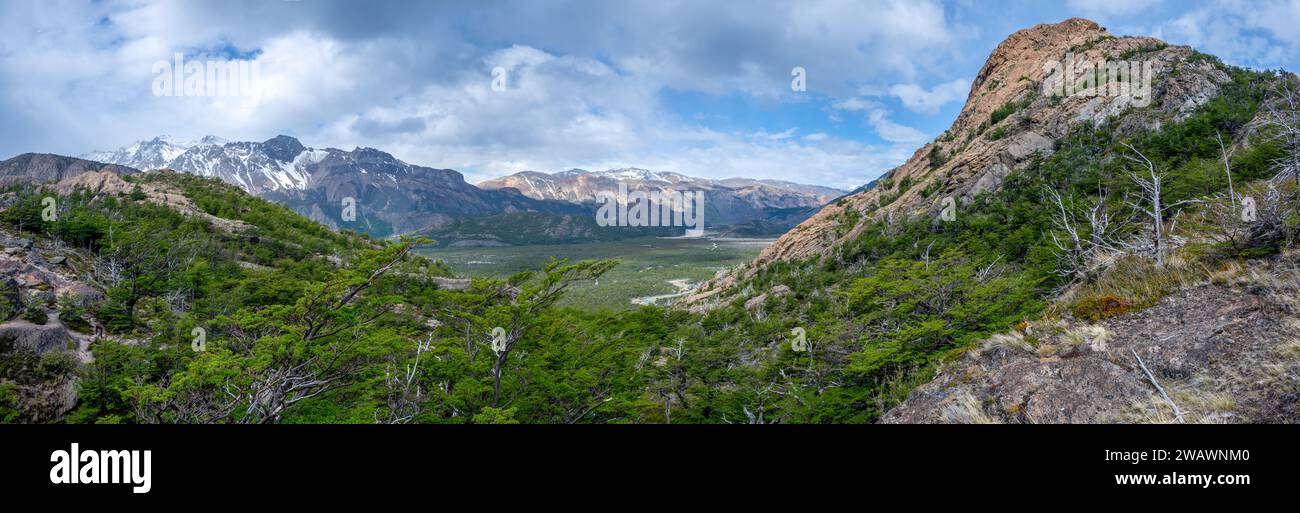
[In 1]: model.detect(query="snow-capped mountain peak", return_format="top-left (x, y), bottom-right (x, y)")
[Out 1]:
top-left (87, 135), bottom-right (319, 193)
top-left (591, 167), bottom-right (685, 182)
top-left (83, 136), bottom-right (190, 172)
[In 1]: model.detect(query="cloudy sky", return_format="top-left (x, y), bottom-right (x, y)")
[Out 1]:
top-left (2, 0), bottom-right (1299, 189)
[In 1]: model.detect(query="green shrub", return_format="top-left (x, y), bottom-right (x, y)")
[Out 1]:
top-left (989, 101), bottom-right (1019, 125)
top-left (927, 146), bottom-right (948, 168)
top-left (987, 125), bottom-right (1010, 141)
top-left (22, 296), bottom-right (47, 325)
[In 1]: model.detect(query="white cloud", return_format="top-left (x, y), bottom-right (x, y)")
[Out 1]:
top-left (0, 0), bottom-right (969, 189)
top-left (1147, 0), bottom-right (1300, 69)
top-left (887, 79), bottom-right (971, 114)
top-left (752, 127), bottom-right (800, 141)
top-left (831, 97), bottom-right (930, 144)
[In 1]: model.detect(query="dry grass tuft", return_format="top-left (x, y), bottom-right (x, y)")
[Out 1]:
top-left (1065, 254), bottom-right (1204, 321)
top-left (940, 391), bottom-right (999, 424)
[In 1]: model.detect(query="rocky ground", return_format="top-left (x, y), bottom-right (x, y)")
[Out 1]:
top-left (882, 251), bottom-right (1300, 424)
top-left (0, 231), bottom-right (96, 422)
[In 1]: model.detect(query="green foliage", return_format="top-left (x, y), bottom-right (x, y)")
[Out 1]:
top-left (21, 295), bottom-right (47, 325)
top-left (989, 100), bottom-right (1019, 125)
top-left (987, 125), bottom-right (1010, 141)
top-left (927, 146), bottom-right (949, 169)
top-left (473, 406), bottom-right (520, 424)
top-left (0, 383), bottom-right (18, 423)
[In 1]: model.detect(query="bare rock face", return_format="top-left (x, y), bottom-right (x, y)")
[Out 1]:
top-left (687, 18), bottom-right (1234, 310)
top-left (882, 255), bottom-right (1300, 424)
top-left (0, 153), bottom-right (136, 185)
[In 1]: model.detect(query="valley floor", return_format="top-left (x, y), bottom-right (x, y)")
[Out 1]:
top-left (421, 235), bottom-right (772, 311)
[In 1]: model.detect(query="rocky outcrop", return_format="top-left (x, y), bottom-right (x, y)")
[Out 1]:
top-left (687, 18), bottom-right (1234, 310)
top-left (882, 254), bottom-right (1300, 424)
top-left (743, 284), bottom-right (793, 311)
top-left (0, 320), bottom-right (71, 354)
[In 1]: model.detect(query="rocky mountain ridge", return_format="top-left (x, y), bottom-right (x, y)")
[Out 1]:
top-left (79, 136), bottom-right (586, 237)
top-left (83, 137), bottom-right (842, 238)
top-left (480, 168), bottom-right (843, 207)
top-left (686, 18), bottom-right (1238, 309)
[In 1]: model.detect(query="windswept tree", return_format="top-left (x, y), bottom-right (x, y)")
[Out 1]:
top-left (131, 239), bottom-right (419, 423)
top-left (436, 259), bottom-right (616, 418)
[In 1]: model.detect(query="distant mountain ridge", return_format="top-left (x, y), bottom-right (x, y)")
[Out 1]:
top-left (82, 137), bottom-right (845, 240)
top-left (479, 168), bottom-right (845, 228)
top-left (82, 135), bottom-right (589, 237)
top-left (0, 153), bottom-right (137, 186)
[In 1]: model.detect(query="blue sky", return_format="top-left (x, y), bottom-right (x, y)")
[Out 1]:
top-left (2, 0), bottom-right (1299, 189)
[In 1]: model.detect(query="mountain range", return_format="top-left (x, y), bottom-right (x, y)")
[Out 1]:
top-left (479, 169), bottom-right (843, 228)
top-left (77, 137), bottom-right (844, 242)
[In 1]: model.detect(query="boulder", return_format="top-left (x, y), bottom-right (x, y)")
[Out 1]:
top-left (0, 320), bottom-right (71, 354)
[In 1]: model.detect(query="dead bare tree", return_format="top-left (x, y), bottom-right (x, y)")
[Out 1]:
top-left (1042, 184), bottom-right (1123, 278)
top-left (378, 334), bottom-right (433, 424)
top-left (1120, 143), bottom-right (1200, 265)
top-left (1262, 78), bottom-right (1300, 198)
top-left (1198, 181), bottom-right (1291, 253)
top-left (1217, 131), bottom-right (1237, 212)
top-left (1132, 348), bottom-right (1185, 423)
